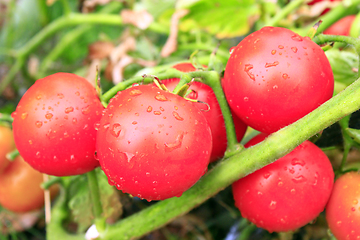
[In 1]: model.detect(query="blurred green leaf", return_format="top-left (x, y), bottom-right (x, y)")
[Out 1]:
top-left (68, 169), bottom-right (122, 233)
top-left (325, 48), bottom-right (358, 86)
top-left (180, 0), bottom-right (260, 38)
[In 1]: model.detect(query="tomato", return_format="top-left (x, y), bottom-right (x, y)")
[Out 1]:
top-left (0, 125), bottom-right (15, 173)
top-left (0, 155), bottom-right (58, 213)
top-left (307, 0), bottom-right (341, 15)
top-left (12, 73), bottom-right (103, 176)
top-left (232, 133), bottom-right (334, 232)
top-left (96, 84), bottom-right (212, 201)
top-left (326, 171), bottom-right (360, 240)
top-left (323, 15), bottom-right (356, 36)
top-left (161, 63), bottom-right (247, 162)
top-left (223, 27), bottom-right (334, 133)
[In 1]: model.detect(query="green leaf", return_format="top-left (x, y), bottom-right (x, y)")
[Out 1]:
top-left (180, 0), bottom-right (260, 38)
top-left (325, 49), bottom-right (359, 87)
top-left (68, 169), bottom-right (123, 233)
top-left (346, 127), bottom-right (360, 144)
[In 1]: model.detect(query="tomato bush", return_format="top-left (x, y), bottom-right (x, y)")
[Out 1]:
top-left (232, 133), bottom-right (334, 232)
top-left (0, 155), bottom-right (58, 213)
top-left (160, 63), bottom-right (247, 162)
top-left (96, 84), bottom-right (212, 201)
top-left (326, 171), bottom-right (360, 240)
top-left (12, 73), bottom-right (103, 176)
top-left (222, 26), bottom-right (334, 133)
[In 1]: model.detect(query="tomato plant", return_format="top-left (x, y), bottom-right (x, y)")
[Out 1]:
top-left (0, 155), bottom-right (58, 213)
top-left (96, 84), bottom-right (212, 201)
top-left (0, 125), bottom-right (15, 173)
top-left (232, 133), bottom-right (334, 232)
top-left (326, 171), bottom-right (360, 240)
top-left (160, 63), bottom-right (247, 162)
top-left (323, 15), bottom-right (356, 36)
top-left (222, 27), bottom-right (334, 133)
top-left (12, 73), bottom-right (103, 176)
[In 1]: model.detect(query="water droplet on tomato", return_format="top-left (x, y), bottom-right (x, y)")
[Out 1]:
top-left (291, 34), bottom-right (303, 41)
top-left (36, 95), bottom-right (42, 100)
top-left (46, 129), bottom-right (57, 139)
top-left (257, 191), bottom-right (263, 195)
top-left (154, 111), bottom-right (161, 115)
top-left (278, 45), bottom-right (284, 49)
top-left (244, 97), bottom-right (249, 102)
top-left (290, 189), bottom-right (296, 194)
top-left (263, 172), bottom-right (271, 179)
top-left (146, 172), bottom-right (150, 177)
top-left (353, 199), bottom-right (359, 205)
top-left (147, 106), bottom-right (153, 112)
top-left (165, 132), bottom-right (184, 152)
top-left (45, 113), bottom-right (53, 119)
top-left (29, 140), bottom-right (33, 145)
top-left (291, 158), bottom-right (305, 166)
top-left (336, 221), bottom-right (342, 226)
top-left (110, 123), bottom-right (121, 137)
top-left (64, 132), bottom-right (69, 138)
top-left (292, 175), bottom-right (307, 183)
top-left (244, 64), bottom-right (255, 80)
top-left (265, 61), bottom-right (279, 68)
top-left (70, 155), bottom-right (76, 163)
top-left (75, 91), bottom-right (80, 96)
top-left (21, 112), bottom-right (28, 120)
top-left (282, 73), bottom-right (289, 79)
top-left (65, 107), bottom-right (74, 113)
top-left (35, 121), bottom-right (43, 128)
top-left (108, 178), bottom-right (115, 186)
top-left (94, 122), bottom-right (101, 130)
top-left (103, 123), bottom-right (110, 130)
top-left (155, 94), bottom-right (168, 101)
top-left (81, 105), bottom-right (91, 114)
top-left (278, 181), bottom-right (283, 186)
top-left (72, 118), bottom-right (77, 124)
top-left (273, 85), bottom-right (278, 90)
top-left (172, 111), bottom-right (184, 121)
top-left (291, 47), bottom-right (298, 53)
top-left (132, 121), bottom-right (137, 125)
top-left (271, 50), bottom-right (276, 55)
top-left (129, 89), bottom-right (142, 96)
top-left (36, 151), bottom-right (41, 158)
top-left (229, 47), bottom-right (235, 54)
top-left (57, 93), bottom-right (64, 99)
top-left (313, 172), bottom-right (318, 186)
top-left (269, 201), bottom-right (277, 210)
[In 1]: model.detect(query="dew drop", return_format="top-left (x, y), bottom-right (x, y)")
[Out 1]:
top-left (292, 175), bottom-right (307, 183)
top-left (291, 34), bottom-right (303, 41)
top-left (94, 122), bottom-right (101, 130)
top-left (132, 121), bottom-right (137, 125)
top-left (273, 85), bottom-right (278, 90)
top-left (278, 45), bottom-right (284, 49)
top-left (65, 107), bottom-right (74, 113)
top-left (269, 201), bottom-right (277, 210)
top-left (72, 118), bottom-right (77, 124)
top-left (57, 93), bottom-right (64, 99)
top-left (291, 47), bottom-right (298, 53)
top-left (291, 158), bottom-right (305, 166)
top-left (353, 199), bottom-right (359, 205)
top-left (155, 94), bottom-right (168, 101)
top-left (254, 38), bottom-right (260, 44)
top-left (103, 123), bottom-right (110, 130)
top-left (263, 172), bottom-right (271, 179)
top-left (29, 140), bottom-right (33, 145)
top-left (129, 89), bottom-right (142, 96)
top-left (21, 112), bottom-right (28, 120)
top-left (81, 105), bottom-right (91, 115)
top-left (70, 155), bottom-right (76, 163)
top-left (229, 47), bottom-right (235, 54)
top-left (110, 123), bottom-right (122, 137)
top-left (64, 132), bottom-right (69, 138)
top-left (271, 50), bottom-right (276, 55)
top-left (244, 97), bottom-right (249, 102)
top-left (35, 151), bottom-right (41, 158)
top-left (336, 221), bottom-right (342, 226)
top-left (45, 113), bottom-right (53, 119)
top-left (146, 172), bottom-right (150, 177)
top-left (265, 61), bottom-right (279, 68)
top-left (154, 111), bottom-right (161, 115)
top-left (290, 189), bottom-right (296, 194)
top-left (35, 121), bottom-right (43, 128)
top-left (244, 64), bottom-right (255, 80)
top-left (282, 73), bottom-right (289, 79)
top-left (36, 95), bottom-right (42, 100)
top-left (278, 181), bottom-right (283, 186)
top-left (147, 106), bottom-right (153, 112)
top-left (351, 207), bottom-right (356, 212)
top-left (75, 91), bottom-right (80, 96)
top-left (172, 111), bottom-right (184, 121)
top-left (165, 132), bottom-right (184, 152)
top-left (160, 107), bottom-right (164, 111)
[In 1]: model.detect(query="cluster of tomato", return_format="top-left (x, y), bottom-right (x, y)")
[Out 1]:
top-left (6, 25), bottom-right (360, 240)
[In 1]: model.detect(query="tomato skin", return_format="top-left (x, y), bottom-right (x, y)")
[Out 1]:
top-left (0, 155), bottom-right (58, 213)
top-left (161, 63), bottom-right (247, 162)
top-left (323, 15), bottom-right (356, 36)
top-left (326, 172), bottom-right (360, 240)
top-left (0, 125), bottom-right (15, 173)
top-left (96, 84), bottom-right (212, 201)
top-left (12, 73), bottom-right (103, 176)
top-left (223, 27), bottom-right (334, 133)
top-left (232, 133), bottom-right (334, 232)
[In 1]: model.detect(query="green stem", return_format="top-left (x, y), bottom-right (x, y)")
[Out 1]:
top-left (60, 0), bottom-right (72, 16)
top-left (6, 149), bottom-right (19, 161)
top-left (87, 170), bottom-right (103, 219)
top-left (96, 75), bottom-right (360, 240)
top-left (264, 0), bottom-right (308, 27)
top-left (36, 0), bottom-right (50, 26)
top-left (338, 116), bottom-right (353, 174)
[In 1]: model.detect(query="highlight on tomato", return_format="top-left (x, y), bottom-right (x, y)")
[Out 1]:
top-left (232, 133), bottom-right (334, 232)
top-left (12, 73), bottom-right (103, 177)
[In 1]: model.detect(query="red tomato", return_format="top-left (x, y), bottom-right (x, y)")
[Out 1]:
top-left (0, 125), bottom-right (15, 173)
top-left (223, 27), bottom-right (334, 133)
top-left (0, 155), bottom-right (58, 213)
top-left (96, 84), bottom-right (212, 201)
top-left (307, 0), bottom-right (341, 15)
top-left (232, 133), bottom-right (334, 232)
top-left (12, 73), bottom-right (103, 176)
top-left (326, 171), bottom-right (360, 240)
top-left (161, 63), bottom-right (247, 162)
top-left (323, 15), bottom-right (356, 36)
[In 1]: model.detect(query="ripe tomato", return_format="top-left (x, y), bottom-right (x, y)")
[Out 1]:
top-left (223, 27), bottom-right (334, 133)
top-left (161, 63), bottom-right (247, 161)
top-left (0, 125), bottom-right (15, 173)
top-left (326, 171), bottom-right (360, 240)
top-left (232, 133), bottom-right (334, 232)
top-left (12, 73), bottom-right (103, 176)
top-left (0, 155), bottom-right (58, 213)
top-left (323, 15), bottom-right (356, 36)
top-left (96, 84), bottom-right (212, 201)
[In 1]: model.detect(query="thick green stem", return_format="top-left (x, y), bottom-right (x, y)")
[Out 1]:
top-left (96, 75), bottom-right (360, 239)
top-left (87, 170), bottom-right (103, 219)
